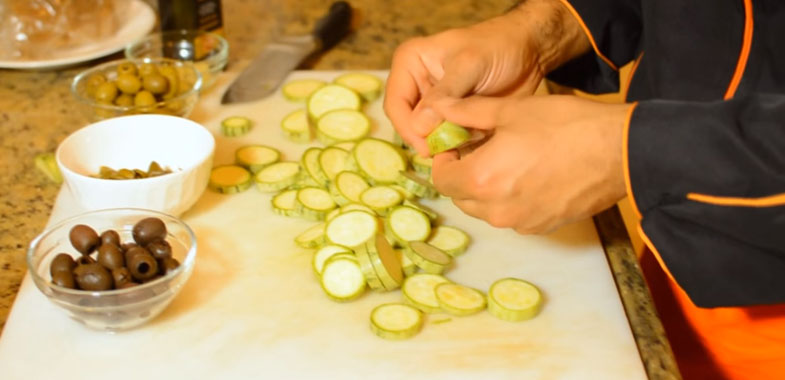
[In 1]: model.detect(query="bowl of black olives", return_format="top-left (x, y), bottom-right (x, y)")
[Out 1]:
top-left (71, 57), bottom-right (202, 121)
top-left (26, 208), bottom-right (196, 331)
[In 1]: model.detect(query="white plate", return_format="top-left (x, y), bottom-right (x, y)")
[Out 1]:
top-left (0, 0), bottom-right (155, 70)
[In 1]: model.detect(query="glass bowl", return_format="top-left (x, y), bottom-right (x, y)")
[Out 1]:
top-left (71, 57), bottom-right (202, 121)
top-left (27, 208), bottom-right (197, 332)
top-left (125, 29), bottom-right (228, 90)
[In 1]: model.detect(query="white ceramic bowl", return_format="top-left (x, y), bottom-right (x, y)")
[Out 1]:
top-left (56, 114), bottom-right (215, 216)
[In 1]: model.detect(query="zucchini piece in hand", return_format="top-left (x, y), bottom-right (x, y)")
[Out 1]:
top-left (426, 121), bottom-right (470, 154)
top-left (370, 303), bottom-right (423, 340)
top-left (402, 273), bottom-right (450, 313)
top-left (320, 255), bottom-right (366, 302)
top-left (209, 165), bottom-right (252, 193)
top-left (403, 241), bottom-right (452, 274)
top-left (396, 171), bottom-right (438, 198)
top-left (435, 282), bottom-right (486, 316)
top-left (316, 109), bottom-right (370, 145)
top-left (306, 84), bottom-right (361, 121)
top-left (221, 116), bottom-right (253, 137)
top-left (333, 72), bottom-right (384, 102)
top-left (235, 145), bottom-right (281, 173)
top-left (281, 109), bottom-right (311, 143)
top-left (487, 278), bottom-right (543, 322)
top-left (281, 78), bottom-right (327, 102)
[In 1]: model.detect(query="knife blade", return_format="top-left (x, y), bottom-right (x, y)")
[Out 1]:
top-left (221, 1), bottom-right (353, 104)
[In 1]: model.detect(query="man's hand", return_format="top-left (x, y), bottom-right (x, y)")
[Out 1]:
top-left (430, 95), bottom-right (633, 234)
top-left (383, 0), bottom-right (590, 156)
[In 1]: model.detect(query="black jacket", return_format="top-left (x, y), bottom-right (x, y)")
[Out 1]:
top-left (548, 0), bottom-right (785, 308)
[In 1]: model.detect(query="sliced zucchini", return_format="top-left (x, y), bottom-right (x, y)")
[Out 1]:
top-left (333, 72), bottom-right (384, 102)
top-left (404, 241), bottom-right (452, 274)
top-left (325, 207), bottom-right (341, 222)
top-left (400, 250), bottom-right (417, 276)
top-left (221, 116), bottom-right (253, 137)
top-left (271, 189), bottom-right (300, 217)
top-left (316, 109), bottom-right (371, 145)
top-left (434, 282), bottom-right (486, 316)
top-left (235, 145), bottom-right (281, 173)
top-left (402, 199), bottom-right (438, 222)
top-left (385, 206), bottom-right (431, 247)
top-left (294, 222), bottom-right (326, 248)
top-left (426, 121), bottom-right (470, 154)
top-left (330, 141), bottom-right (356, 152)
top-left (301, 147), bottom-right (328, 187)
top-left (209, 165), bottom-right (252, 193)
top-left (312, 245), bottom-right (352, 275)
top-left (351, 138), bottom-right (407, 185)
top-left (396, 171), bottom-right (438, 198)
top-left (359, 185), bottom-right (403, 216)
top-left (487, 278), bottom-right (543, 322)
top-left (318, 146), bottom-right (351, 184)
top-left (320, 256), bottom-right (366, 302)
top-left (427, 225), bottom-right (470, 256)
top-left (328, 170), bottom-right (370, 206)
top-left (281, 78), bottom-right (326, 101)
top-left (411, 154), bottom-right (433, 176)
top-left (255, 161), bottom-right (301, 193)
top-left (296, 187), bottom-right (337, 220)
top-left (364, 233), bottom-right (404, 290)
top-left (339, 202), bottom-right (376, 216)
top-left (370, 303), bottom-right (423, 340)
top-left (325, 210), bottom-right (379, 247)
top-left (389, 184), bottom-right (416, 200)
top-left (306, 84), bottom-right (362, 121)
top-left (402, 273), bottom-right (450, 313)
top-left (281, 109), bottom-right (311, 143)
top-left (34, 152), bottom-right (63, 184)
top-left (353, 242), bottom-right (385, 291)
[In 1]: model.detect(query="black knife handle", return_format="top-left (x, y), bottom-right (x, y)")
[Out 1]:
top-left (312, 1), bottom-right (353, 51)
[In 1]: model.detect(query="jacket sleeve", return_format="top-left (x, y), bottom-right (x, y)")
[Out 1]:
top-left (627, 95), bottom-right (785, 308)
top-left (545, 0), bottom-right (642, 94)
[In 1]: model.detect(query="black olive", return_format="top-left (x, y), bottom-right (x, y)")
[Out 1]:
top-left (97, 243), bottom-right (125, 270)
top-left (73, 263), bottom-right (113, 291)
top-left (124, 245), bottom-right (150, 265)
top-left (111, 267), bottom-right (133, 288)
top-left (158, 257), bottom-right (180, 275)
top-left (147, 239), bottom-right (172, 260)
top-left (69, 224), bottom-right (100, 255)
top-left (119, 282), bottom-right (139, 289)
top-left (51, 270), bottom-right (76, 289)
top-left (132, 217), bottom-right (167, 246)
top-left (50, 253), bottom-right (76, 276)
top-left (99, 229), bottom-right (121, 247)
top-left (121, 242), bottom-right (139, 252)
top-left (127, 251), bottom-right (159, 282)
top-left (75, 255), bottom-right (96, 266)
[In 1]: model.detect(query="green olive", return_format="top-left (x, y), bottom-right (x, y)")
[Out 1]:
top-left (138, 63), bottom-right (158, 77)
top-left (142, 73), bottom-right (169, 95)
top-left (116, 73), bottom-right (142, 94)
top-left (116, 62), bottom-right (138, 76)
top-left (85, 73), bottom-right (107, 97)
top-left (94, 81), bottom-right (118, 103)
top-left (134, 90), bottom-right (157, 109)
top-left (114, 93), bottom-right (134, 107)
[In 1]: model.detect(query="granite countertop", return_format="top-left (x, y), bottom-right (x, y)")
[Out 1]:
top-left (0, 0), bottom-right (679, 378)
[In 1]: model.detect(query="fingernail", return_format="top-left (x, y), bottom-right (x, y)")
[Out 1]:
top-left (412, 106), bottom-right (443, 136)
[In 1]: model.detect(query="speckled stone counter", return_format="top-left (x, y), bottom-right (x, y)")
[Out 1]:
top-left (0, 0), bottom-right (678, 378)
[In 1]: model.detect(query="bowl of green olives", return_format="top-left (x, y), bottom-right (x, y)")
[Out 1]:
top-left (27, 208), bottom-right (196, 331)
top-left (71, 57), bottom-right (202, 121)
top-left (125, 29), bottom-right (228, 91)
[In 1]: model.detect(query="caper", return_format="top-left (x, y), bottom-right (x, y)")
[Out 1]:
top-left (147, 239), bottom-right (172, 260)
top-left (134, 90), bottom-right (157, 109)
top-left (114, 93), bottom-right (134, 107)
top-left (127, 251), bottom-right (159, 282)
top-left (69, 224), bottom-right (100, 255)
top-left (111, 267), bottom-right (133, 288)
top-left (99, 230), bottom-right (121, 247)
top-left (74, 263), bottom-right (113, 291)
top-left (116, 62), bottom-right (138, 76)
top-left (50, 253), bottom-right (76, 276)
top-left (133, 217), bottom-right (167, 246)
top-left (52, 270), bottom-right (76, 289)
top-left (116, 73), bottom-right (142, 94)
top-left (97, 243), bottom-right (125, 270)
top-left (94, 81), bottom-right (118, 103)
top-left (142, 73), bottom-right (169, 95)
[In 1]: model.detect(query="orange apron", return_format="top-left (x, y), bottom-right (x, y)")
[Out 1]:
top-left (640, 250), bottom-right (785, 379)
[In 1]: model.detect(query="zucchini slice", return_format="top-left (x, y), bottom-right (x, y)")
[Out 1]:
top-left (427, 225), bottom-right (470, 256)
top-left (281, 78), bottom-right (327, 102)
top-left (339, 202), bottom-right (376, 216)
top-left (402, 199), bottom-right (438, 222)
top-left (221, 116), bottom-right (253, 137)
top-left (426, 121), bottom-right (470, 154)
top-left (318, 146), bottom-right (351, 184)
top-left (296, 187), bottom-right (337, 220)
top-left (294, 222), bottom-right (326, 248)
top-left (306, 84), bottom-right (362, 121)
top-left (301, 147), bottom-right (328, 187)
top-left (350, 138), bottom-right (407, 185)
top-left (330, 141), bottom-right (356, 152)
top-left (316, 109), bottom-right (371, 145)
top-left (370, 303), bottom-right (423, 340)
top-left (487, 278), bottom-right (543, 322)
top-left (385, 206), bottom-right (431, 247)
top-left (333, 72), bottom-right (384, 102)
top-left (209, 165), bottom-right (252, 193)
top-left (354, 241), bottom-right (385, 291)
top-left (254, 161), bottom-right (301, 193)
top-left (325, 210), bottom-right (379, 248)
top-left (312, 245), bottom-right (352, 275)
top-left (402, 273), bottom-right (450, 313)
top-left (400, 250), bottom-right (417, 276)
top-left (411, 154), bottom-right (433, 176)
top-left (403, 241), bottom-right (452, 274)
top-left (281, 109), bottom-right (311, 143)
top-left (271, 189), bottom-right (300, 217)
top-left (364, 232), bottom-right (404, 290)
top-left (359, 185), bottom-right (403, 216)
top-left (396, 171), bottom-right (438, 198)
top-left (320, 255), bottom-right (366, 302)
top-left (235, 145), bottom-right (281, 173)
top-left (434, 282), bottom-right (486, 316)
top-left (328, 170), bottom-right (370, 206)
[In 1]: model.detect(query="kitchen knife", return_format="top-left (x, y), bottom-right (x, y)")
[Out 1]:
top-left (221, 1), bottom-right (353, 104)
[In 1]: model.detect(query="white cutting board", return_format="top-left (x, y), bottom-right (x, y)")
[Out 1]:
top-left (0, 71), bottom-right (647, 380)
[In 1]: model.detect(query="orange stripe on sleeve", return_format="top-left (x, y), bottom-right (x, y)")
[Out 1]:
top-left (623, 52), bottom-right (644, 99)
top-left (687, 192), bottom-right (785, 207)
top-left (724, 0), bottom-right (754, 99)
top-left (637, 224), bottom-right (678, 284)
top-left (622, 102), bottom-right (642, 220)
top-left (557, 0), bottom-right (619, 71)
